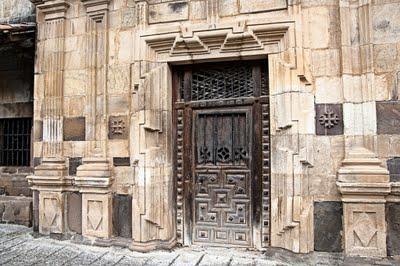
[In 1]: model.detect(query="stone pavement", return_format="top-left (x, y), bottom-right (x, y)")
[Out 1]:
top-left (0, 224), bottom-right (399, 266)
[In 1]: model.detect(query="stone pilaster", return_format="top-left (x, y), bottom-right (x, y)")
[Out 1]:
top-left (337, 148), bottom-right (390, 257)
top-left (76, 0), bottom-right (113, 239)
top-left (27, 0), bottom-right (69, 235)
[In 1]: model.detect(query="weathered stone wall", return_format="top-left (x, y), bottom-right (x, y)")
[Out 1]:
top-left (0, 0), bottom-right (35, 197)
top-left (28, 0), bottom-right (400, 256)
top-left (0, 0), bottom-right (35, 23)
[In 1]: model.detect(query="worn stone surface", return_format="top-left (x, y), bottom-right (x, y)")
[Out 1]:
top-left (387, 157), bottom-right (400, 182)
top-left (0, 196), bottom-right (32, 227)
top-left (314, 201), bottom-right (343, 252)
top-left (68, 157), bottom-right (82, 176)
top-left (377, 101), bottom-right (400, 135)
top-left (0, 224), bottom-right (398, 265)
top-left (63, 117), bottom-right (86, 141)
top-left (67, 192), bottom-right (82, 234)
top-left (113, 157), bottom-right (130, 167)
top-left (386, 203), bottom-right (400, 256)
top-left (112, 194), bottom-right (132, 238)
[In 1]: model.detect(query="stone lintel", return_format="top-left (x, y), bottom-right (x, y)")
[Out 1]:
top-left (36, 1), bottom-right (70, 21)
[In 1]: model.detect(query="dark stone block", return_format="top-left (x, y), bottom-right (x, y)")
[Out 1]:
top-left (387, 157), bottom-right (400, 182)
top-left (69, 157), bottom-right (82, 176)
top-left (113, 194), bottom-right (132, 238)
top-left (113, 157), bottom-right (130, 167)
top-left (314, 201), bottom-right (343, 252)
top-left (33, 157), bottom-right (41, 167)
top-left (63, 117), bottom-right (86, 141)
top-left (387, 203), bottom-right (400, 256)
top-left (33, 190), bottom-right (39, 232)
top-left (108, 116), bottom-right (128, 140)
top-left (377, 101), bottom-right (400, 135)
top-left (67, 192), bottom-right (82, 234)
top-left (315, 104), bottom-right (343, 136)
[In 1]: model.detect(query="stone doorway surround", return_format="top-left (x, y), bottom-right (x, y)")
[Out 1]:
top-left (25, 0), bottom-right (397, 257)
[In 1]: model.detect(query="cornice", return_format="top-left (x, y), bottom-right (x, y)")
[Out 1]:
top-left (31, 0), bottom-right (70, 21)
top-left (81, 0), bottom-right (110, 22)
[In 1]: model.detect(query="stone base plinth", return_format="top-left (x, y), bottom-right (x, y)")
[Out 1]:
top-left (337, 147), bottom-right (390, 258)
top-left (27, 157), bottom-right (69, 235)
top-left (76, 157), bottom-right (113, 239)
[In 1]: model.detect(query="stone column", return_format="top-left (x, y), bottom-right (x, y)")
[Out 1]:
top-left (27, 0), bottom-right (70, 235)
top-left (337, 0), bottom-right (390, 257)
top-left (76, 0), bottom-right (113, 239)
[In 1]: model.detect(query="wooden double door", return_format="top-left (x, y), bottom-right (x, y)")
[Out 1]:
top-left (174, 60), bottom-right (270, 248)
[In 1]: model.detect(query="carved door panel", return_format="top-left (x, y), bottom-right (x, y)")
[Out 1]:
top-left (173, 60), bottom-right (270, 248)
top-left (192, 109), bottom-right (253, 247)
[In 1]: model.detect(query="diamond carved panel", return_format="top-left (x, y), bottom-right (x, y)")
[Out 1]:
top-left (82, 194), bottom-right (112, 238)
top-left (344, 203), bottom-right (387, 257)
top-left (39, 192), bottom-right (64, 234)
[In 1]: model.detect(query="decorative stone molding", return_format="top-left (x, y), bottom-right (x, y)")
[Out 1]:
top-left (34, 0), bottom-right (69, 21)
top-left (142, 21), bottom-right (296, 65)
top-left (337, 147), bottom-right (390, 257)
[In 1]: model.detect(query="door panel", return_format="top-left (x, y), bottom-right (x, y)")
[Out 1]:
top-left (192, 108), bottom-right (253, 247)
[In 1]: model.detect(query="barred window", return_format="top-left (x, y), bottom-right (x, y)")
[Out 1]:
top-left (0, 118), bottom-right (32, 166)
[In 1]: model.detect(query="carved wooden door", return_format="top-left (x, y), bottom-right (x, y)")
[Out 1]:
top-left (174, 61), bottom-right (270, 248)
top-left (192, 108), bottom-right (253, 246)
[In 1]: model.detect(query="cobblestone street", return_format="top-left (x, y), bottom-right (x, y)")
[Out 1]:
top-left (0, 224), bottom-right (398, 266)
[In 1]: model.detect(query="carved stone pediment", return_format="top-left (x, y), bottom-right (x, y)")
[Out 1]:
top-left (142, 21), bottom-right (295, 64)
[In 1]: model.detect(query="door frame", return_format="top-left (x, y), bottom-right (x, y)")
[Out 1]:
top-left (172, 60), bottom-right (270, 249)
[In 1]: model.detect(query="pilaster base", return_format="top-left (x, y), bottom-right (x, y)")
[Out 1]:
top-left (76, 157), bottom-right (113, 239)
top-left (337, 147), bottom-right (390, 258)
top-left (27, 157), bottom-right (69, 235)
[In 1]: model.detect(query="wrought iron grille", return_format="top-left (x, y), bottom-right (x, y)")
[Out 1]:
top-left (0, 118), bottom-right (32, 166)
top-left (179, 62), bottom-right (268, 101)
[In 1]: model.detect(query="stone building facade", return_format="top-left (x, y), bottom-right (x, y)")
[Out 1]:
top-left (20, 0), bottom-right (400, 258)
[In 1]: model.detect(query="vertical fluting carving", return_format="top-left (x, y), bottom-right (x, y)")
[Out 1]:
top-left (41, 15), bottom-right (67, 157)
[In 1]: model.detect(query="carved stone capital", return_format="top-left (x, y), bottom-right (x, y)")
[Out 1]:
top-left (34, 0), bottom-right (70, 21)
top-left (81, 0), bottom-right (110, 22)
